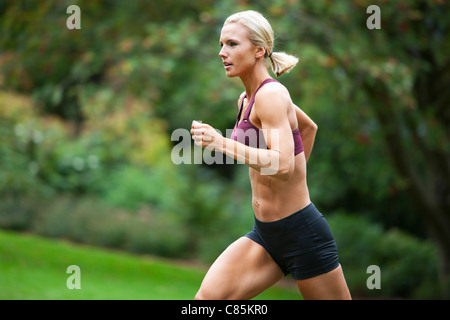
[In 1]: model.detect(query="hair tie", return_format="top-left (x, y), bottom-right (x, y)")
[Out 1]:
top-left (268, 51), bottom-right (273, 58)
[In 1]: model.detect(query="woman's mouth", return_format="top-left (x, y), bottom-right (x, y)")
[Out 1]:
top-left (223, 62), bottom-right (233, 70)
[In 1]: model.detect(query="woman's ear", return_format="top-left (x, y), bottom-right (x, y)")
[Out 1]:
top-left (255, 46), bottom-right (266, 59)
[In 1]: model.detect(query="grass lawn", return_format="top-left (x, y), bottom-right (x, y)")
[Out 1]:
top-left (0, 229), bottom-right (300, 300)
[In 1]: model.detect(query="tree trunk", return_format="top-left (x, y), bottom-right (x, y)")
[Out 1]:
top-left (363, 72), bottom-right (450, 297)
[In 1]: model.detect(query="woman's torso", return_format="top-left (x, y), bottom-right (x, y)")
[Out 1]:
top-left (232, 80), bottom-right (311, 222)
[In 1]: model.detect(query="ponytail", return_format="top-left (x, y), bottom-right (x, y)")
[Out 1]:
top-left (269, 51), bottom-right (299, 77)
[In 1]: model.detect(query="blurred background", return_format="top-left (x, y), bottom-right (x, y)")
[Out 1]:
top-left (0, 0), bottom-right (449, 299)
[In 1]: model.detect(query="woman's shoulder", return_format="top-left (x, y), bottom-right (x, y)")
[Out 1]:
top-left (255, 81), bottom-right (291, 107)
top-left (262, 80), bottom-right (289, 95)
top-left (253, 84), bottom-right (292, 123)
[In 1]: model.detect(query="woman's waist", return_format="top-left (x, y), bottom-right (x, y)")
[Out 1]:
top-left (253, 202), bottom-right (324, 237)
top-left (251, 192), bottom-right (311, 222)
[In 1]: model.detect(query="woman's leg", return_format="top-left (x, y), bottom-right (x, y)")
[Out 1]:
top-left (195, 237), bottom-right (285, 300)
top-left (296, 265), bottom-right (351, 300)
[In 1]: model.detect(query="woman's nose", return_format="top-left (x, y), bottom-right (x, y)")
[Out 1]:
top-left (219, 46), bottom-right (227, 58)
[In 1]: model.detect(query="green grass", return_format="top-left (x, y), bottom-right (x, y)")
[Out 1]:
top-left (0, 229), bottom-right (300, 300)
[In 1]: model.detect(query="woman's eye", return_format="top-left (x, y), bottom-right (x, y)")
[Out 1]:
top-left (230, 42), bottom-right (237, 47)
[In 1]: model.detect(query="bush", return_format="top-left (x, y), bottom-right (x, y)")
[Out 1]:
top-left (30, 195), bottom-right (190, 258)
top-left (327, 212), bottom-right (441, 299)
top-left (0, 91), bottom-right (251, 262)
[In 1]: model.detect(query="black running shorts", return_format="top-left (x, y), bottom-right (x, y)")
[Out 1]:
top-left (245, 202), bottom-right (340, 280)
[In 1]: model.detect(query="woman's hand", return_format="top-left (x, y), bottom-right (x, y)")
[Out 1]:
top-left (191, 120), bottom-right (225, 151)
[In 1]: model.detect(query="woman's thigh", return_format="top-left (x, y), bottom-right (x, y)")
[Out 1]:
top-left (296, 265), bottom-right (351, 300)
top-left (195, 237), bottom-right (284, 300)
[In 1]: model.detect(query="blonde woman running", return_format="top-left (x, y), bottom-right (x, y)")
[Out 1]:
top-left (191, 10), bottom-right (351, 300)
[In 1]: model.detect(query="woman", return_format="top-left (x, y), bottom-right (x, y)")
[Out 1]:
top-left (191, 10), bottom-right (351, 300)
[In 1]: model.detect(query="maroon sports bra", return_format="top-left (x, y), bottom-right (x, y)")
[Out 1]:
top-left (230, 79), bottom-right (304, 155)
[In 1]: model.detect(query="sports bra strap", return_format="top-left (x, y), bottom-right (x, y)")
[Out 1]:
top-left (243, 78), bottom-right (279, 119)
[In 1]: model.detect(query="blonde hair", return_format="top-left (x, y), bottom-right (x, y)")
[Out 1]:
top-left (224, 10), bottom-right (299, 77)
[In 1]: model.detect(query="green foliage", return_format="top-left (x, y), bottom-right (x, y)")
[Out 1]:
top-left (30, 195), bottom-right (190, 257)
top-left (328, 212), bottom-right (440, 299)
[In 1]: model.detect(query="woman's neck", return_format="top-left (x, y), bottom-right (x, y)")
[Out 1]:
top-left (240, 65), bottom-right (271, 100)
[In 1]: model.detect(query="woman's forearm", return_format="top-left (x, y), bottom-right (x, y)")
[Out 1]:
top-left (294, 105), bottom-right (317, 162)
top-left (220, 137), bottom-right (293, 179)
top-left (299, 124), bottom-right (317, 162)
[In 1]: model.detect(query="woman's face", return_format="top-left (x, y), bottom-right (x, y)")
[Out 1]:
top-left (219, 22), bottom-right (258, 78)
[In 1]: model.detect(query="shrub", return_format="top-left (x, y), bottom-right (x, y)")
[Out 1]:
top-left (30, 195), bottom-right (190, 258)
top-left (327, 212), bottom-right (440, 299)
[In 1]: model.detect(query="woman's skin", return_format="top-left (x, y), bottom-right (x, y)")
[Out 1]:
top-left (191, 21), bottom-right (351, 300)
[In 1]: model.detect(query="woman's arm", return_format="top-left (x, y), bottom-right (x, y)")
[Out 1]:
top-left (191, 89), bottom-right (295, 180)
top-left (191, 121), bottom-right (290, 178)
top-left (294, 104), bottom-right (318, 162)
